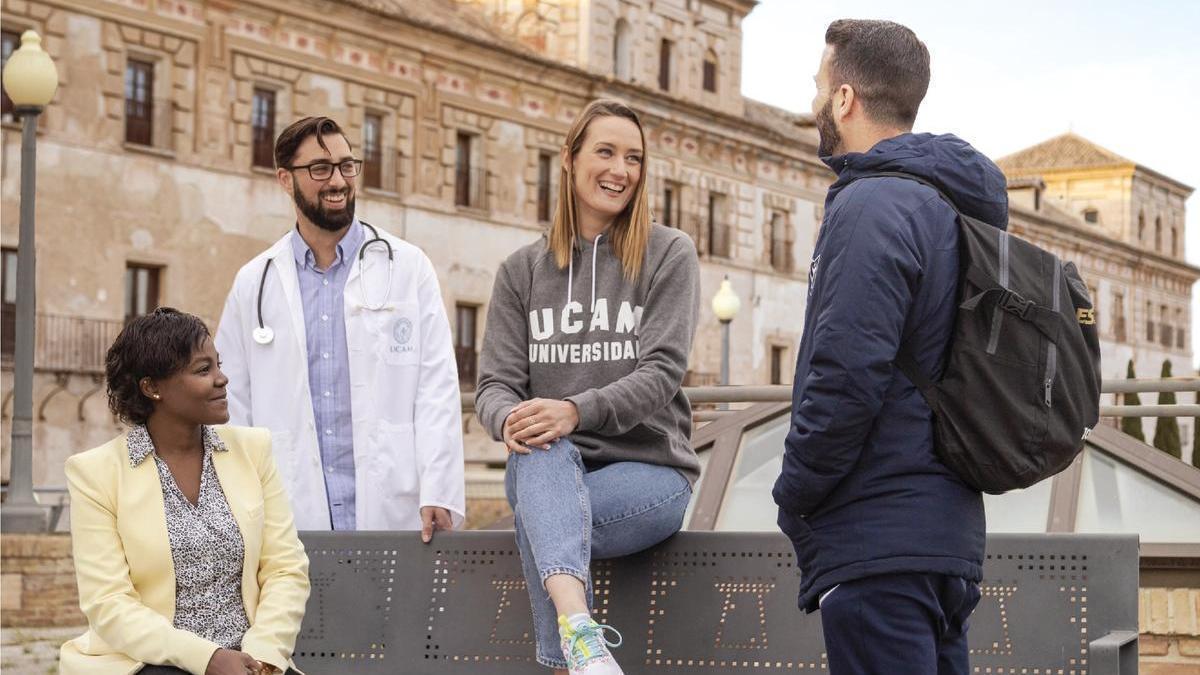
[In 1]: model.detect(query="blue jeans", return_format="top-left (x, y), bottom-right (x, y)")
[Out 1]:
top-left (505, 437), bottom-right (692, 668)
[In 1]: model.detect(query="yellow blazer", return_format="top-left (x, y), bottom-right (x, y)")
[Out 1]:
top-left (59, 425), bottom-right (310, 675)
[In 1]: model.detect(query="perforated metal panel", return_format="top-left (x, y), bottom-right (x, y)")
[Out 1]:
top-left (294, 532), bottom-right (1138, 674)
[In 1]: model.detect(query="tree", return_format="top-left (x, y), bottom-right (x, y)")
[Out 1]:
top-left (1152, 360), bottom-right (1181, 459)
top-left (1193, 407), bottom-right (1199, 469)
top-left (1120, 359), bottom-right (1144, 442)
top-left (1194, 370), bottom-right (1200, 469)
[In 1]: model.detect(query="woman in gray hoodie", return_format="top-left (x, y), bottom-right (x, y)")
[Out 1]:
top-left (476, 99), bottom-right (700, 675)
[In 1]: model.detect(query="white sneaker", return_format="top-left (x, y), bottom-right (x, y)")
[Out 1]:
top-left (558, 614), bottom-right (624, 675)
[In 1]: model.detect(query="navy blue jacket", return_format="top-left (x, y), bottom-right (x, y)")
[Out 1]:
top-left (772, 133), bottom-right (1006, 611)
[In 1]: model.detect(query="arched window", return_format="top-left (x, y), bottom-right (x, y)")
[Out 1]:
top-left (1155, 216), bottom-right (1162, 252)
top-left (1137, 211), bottom-right (1145, 241)
top-left (613, 19), bottom-right (631, 80)
top-left (703, 49), bottom-right (718, 93)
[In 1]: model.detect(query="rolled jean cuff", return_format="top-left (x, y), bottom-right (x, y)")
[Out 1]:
top-left (537, 653), bottom-right (569, 669)
top-left (537, 653), bottom-right (568, 667)
top-left (539, 565), bottom-right (588, 586)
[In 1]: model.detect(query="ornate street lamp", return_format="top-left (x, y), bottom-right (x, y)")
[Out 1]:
top-left (2, 30), bottom-right (58, 532)
top-left (711, 275), bottom-right (741, 389)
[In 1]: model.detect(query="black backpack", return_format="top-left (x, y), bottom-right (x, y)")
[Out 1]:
top-left (862, 172), bottom-right (1102, 494)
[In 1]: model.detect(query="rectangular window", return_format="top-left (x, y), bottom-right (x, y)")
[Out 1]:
top-left (707, 193), bottom-right (729, 258)
top-left (702, 59), bottom-right (717, 93)
top-left (658, 39), bottom-right (672, 91)
top-left (1146, 301), bottom-right (1154, 342)
top-left (1112, 291), bottom-right (1126, 342)
top-left (1, 30), bottom-right (20, 121)
top-left (124, 59), bottom-right (154, 146)
top-left (770, 346), bottom-right (788, 385)
top-left (455, 132), bottom-right (473, 207)
top-left (770, 212), bottom-right (791, 272)
top-left (1176, 308), bottom-right (1185, 349)
top-left (124, 264), bottom-right (161, 323)
top-left (1160, 304), bottom-right (1171, 347)
top-left (455, 304), bottom-right (478, 388)
top-left (251, 88), bottom-right (276, 168)
top-left (362, 112), bottom-right (383, 189)
top-left (1, 247), bottom-right (17, 360)
top-left (661, 183), bottom-right (682, 228)
top-left (537, 152), bottom-right (553, 222)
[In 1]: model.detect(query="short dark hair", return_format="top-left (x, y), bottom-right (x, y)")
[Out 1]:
top-left (824, 19), bottom-right (930, 128)
top-left (105, 307), bottom-right (210, 426)
top-left (273, 116), bottom-right (352, 169)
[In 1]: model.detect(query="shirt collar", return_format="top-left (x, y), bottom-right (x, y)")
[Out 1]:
top-left (127, 424), bottom-right (228, 468)
top-left (290, 219), bottom-right (364, 271)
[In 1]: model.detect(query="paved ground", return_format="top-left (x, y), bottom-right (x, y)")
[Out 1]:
top-left (0, 626), bottom-right (81, 675)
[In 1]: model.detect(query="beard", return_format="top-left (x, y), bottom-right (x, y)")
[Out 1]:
top-left (293, 178), bottom-right (355, 232)
top-left (815, 97), bottom-right (842, 158)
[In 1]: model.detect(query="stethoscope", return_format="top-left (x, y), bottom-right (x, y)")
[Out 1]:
top-left (252, 221), bottom-right (394, 345)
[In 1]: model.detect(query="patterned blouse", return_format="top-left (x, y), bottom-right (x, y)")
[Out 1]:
top-left (127, 425), bottom-right (250, 649)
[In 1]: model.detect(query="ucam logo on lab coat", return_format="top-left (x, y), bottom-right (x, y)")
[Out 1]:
top-left (391, 317), bottom-right (415, 352)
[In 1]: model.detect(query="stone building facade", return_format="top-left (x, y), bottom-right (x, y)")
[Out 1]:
top-left (0, 0), bottom-right (1194, 492)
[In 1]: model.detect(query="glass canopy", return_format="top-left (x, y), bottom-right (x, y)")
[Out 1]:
top-left (687, 404), bottom-right (1200, 550)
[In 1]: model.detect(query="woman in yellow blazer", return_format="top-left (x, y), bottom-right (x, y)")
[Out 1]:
top-left (61, 308), bottom-right (310, 675)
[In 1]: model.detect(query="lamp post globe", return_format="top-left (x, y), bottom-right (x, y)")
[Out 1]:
top-left (1, 30), bottom-right (57, 533)
top-left (711, 276), bottom-right (741, 392)
top-left (3, 30), bottom-right (59, 109)
top-left (711, 277), bottom-right (741, 324)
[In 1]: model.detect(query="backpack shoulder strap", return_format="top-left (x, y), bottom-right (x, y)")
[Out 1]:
top-left (895, 346), bottom-right (938, 407)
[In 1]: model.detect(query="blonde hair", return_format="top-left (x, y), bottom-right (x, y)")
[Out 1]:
top-left (549, 99), bottom-right (652, 281)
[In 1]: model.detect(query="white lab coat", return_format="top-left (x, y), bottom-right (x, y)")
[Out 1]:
top-left (215, 226), bottom-right (465, 531)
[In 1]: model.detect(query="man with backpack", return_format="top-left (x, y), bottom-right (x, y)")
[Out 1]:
top-left (772, 20), bottom-right (1004, 675)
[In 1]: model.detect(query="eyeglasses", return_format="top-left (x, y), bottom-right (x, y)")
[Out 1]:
top-left (287, 159), bottom-right (364, 181)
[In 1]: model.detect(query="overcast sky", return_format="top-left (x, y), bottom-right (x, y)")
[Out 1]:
top-left (741, 0), bottom-right (1200, 365)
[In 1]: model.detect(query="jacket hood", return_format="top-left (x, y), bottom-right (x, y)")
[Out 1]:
top-left (824, 133), bottom-right (1009, 228)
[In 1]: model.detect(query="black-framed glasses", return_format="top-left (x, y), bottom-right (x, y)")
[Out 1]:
top-left (287, 159), bottom-right (364, 181)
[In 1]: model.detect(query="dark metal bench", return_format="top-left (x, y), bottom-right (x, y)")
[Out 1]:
top-left (293, 531), bottom-right (1139, 674)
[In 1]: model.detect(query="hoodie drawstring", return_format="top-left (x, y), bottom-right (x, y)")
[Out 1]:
top-left (567, 255), bottom-right (574, 308)
top-left (566, 233), bottom-right (603, 313)
top-left (590, 233), bottom-right (601, 313)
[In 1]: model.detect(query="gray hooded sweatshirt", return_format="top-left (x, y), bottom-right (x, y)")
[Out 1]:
top-left (475, 224), bottom-right (701, 485)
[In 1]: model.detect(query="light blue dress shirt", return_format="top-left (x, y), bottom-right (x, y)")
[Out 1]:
top-left (291, 220), bottom-right (365, 530)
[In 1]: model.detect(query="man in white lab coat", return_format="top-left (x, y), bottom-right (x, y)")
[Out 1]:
top-left (215, 116), bottom-right (464, 537)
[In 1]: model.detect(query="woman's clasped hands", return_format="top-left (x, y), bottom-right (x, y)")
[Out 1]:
top-left (205, 648), bottom-right (278, 675)
top-left (502, 398), bottom-right (580, 454)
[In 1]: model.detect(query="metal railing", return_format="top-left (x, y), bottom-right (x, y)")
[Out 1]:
top-left (1, 313), bottom-right (123, 374)
top-left (459, 379), bottom-right (1200, 421)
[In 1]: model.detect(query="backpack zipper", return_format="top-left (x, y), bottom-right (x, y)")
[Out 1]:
top-left (1044, 346), bottom-right (1057, 406)
top-left (1044, 264), bottom-right (1062, 407)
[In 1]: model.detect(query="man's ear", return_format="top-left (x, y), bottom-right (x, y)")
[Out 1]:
top-left (835, 84), bottom-right (856, 123)
top-left (277, 167), bottom-right (293, 194)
